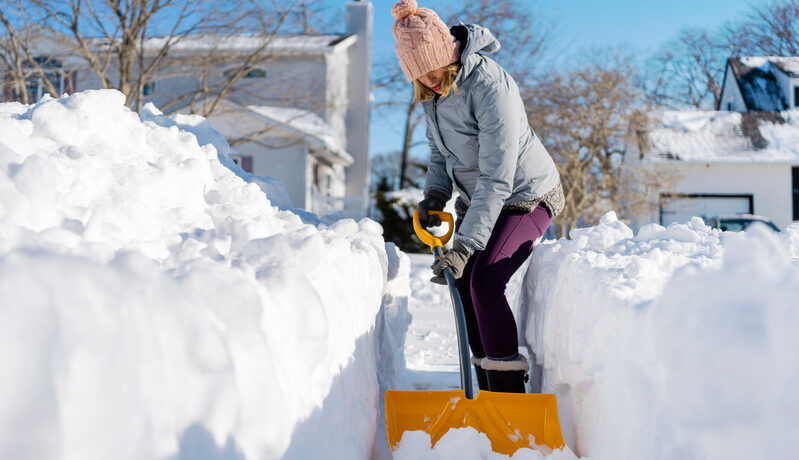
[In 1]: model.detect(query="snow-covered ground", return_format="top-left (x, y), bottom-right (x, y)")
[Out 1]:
top-left (3, 90), bottom-right (798, 460)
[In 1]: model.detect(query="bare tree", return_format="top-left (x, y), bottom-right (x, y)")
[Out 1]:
top-left (442, 0), bottom-right (555, 85)
top-left (0, 0), bottom-right (326, 114)
top-left (646, 0), bottom-right (799, 112)
top-left (727, 0), bottom-right (799, 56)
top-left (646, 28), bottom-right (726, 110)
top-left (370, 149), bottom-right (426, 192)
top-left (372, 0), bottom-right (555, 190)
top-left (525, 54), bottom-right (673, 236)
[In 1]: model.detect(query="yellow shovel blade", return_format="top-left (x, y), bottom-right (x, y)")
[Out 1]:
top-left (385, 390), bottom-right (565, 456)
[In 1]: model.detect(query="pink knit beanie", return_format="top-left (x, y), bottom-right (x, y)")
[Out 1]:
top-left (391, 0), bottom-right (460, 82)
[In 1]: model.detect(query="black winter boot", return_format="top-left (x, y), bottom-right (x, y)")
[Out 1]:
top-left (482, 354), bottom-right (530, 394)
top-left (471, 356), bottom-right (489, 391)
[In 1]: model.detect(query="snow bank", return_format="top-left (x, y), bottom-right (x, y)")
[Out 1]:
top-left (524, 212), bottom-right (799, 459)
top-left (0, 90), bottom-right (410, 459)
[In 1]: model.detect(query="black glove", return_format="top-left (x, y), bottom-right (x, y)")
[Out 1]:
top-left (417, 190), bottom-right (449, 228)
top-left (431, 239), bottom-right (473, 285)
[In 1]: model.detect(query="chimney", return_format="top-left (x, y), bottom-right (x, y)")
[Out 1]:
top-left (344, 1), bottom-right (373, 217)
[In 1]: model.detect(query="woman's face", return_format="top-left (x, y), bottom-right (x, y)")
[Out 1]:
top-left (418, 66), bottom-right (448, 93)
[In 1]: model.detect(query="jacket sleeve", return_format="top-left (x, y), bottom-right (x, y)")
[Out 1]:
top-left (423, 120), bottom-right (453, 198)
top-left (455, 78), bottom-right (520, 251)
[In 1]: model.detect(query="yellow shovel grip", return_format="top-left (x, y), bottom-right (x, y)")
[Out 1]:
top-left (413, 210), bottom-right (454, 252)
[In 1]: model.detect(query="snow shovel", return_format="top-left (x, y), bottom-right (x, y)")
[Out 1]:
top-left (384, 210), bottom-right (565, 456)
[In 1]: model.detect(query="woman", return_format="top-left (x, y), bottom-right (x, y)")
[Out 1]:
top-left (391, 0), bottom-right (565, 393)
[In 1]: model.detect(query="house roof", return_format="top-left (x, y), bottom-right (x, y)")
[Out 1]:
top-left (175, 96), bottom-right (353, 165)
top-left (727, 57), bottom-right (790, 111)
top-left (88, 34), bottom-right (357, 55)
top-left (642, 110), bottom-right (799, 163)
top-left (242, 104), bottom-right (353, 165)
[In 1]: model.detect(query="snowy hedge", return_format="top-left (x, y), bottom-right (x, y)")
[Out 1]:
top-left (524, 212), bottom-right (799, 459)
top-left (0, 90), bottom-right (409, 460)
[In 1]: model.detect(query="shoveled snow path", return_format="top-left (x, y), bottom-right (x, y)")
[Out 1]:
top-left (403, 253), bottom-right (529, 396)
top-left (385, 253), bottom-right (580, 460)
top-left (404, 253), bottom-right (462, 392)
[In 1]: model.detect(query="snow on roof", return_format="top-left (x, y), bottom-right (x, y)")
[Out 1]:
top-left (644, 110), bottom-right (799, 163)
top-left (244, 105), bottom-right (353, 165)
top-left (739, 56), bottom-right (770, 69)
top-left (769, 57), bottom-right (799, 76)
top-left (729, 58), bottom-right (789, 111)
top-left (89, 34), bottom-right (355, 54)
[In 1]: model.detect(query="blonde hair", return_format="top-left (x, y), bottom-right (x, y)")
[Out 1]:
top-left (412, 63), bottom-right (461, 102)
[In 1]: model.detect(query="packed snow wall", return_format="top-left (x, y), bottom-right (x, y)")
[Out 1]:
top-left (0, 90), bottom-right (410, 460)
top-left (523, 212), bottom-right (799, 460)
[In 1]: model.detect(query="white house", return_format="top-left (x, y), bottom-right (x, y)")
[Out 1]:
top-left (633, 57), bottom-right (799, 230)
top-left (2, 1), bottom-right (373, 219)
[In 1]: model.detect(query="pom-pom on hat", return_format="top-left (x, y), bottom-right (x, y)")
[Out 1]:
top-left (391, 0), bottom-right (460, 82)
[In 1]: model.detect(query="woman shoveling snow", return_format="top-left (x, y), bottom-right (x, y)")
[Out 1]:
top-left (392, 0), bottom-right (564, 393)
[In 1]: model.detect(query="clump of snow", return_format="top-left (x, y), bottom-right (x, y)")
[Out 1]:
top-left (0, 90), bottom-right (410, 459)
top-left (392, 428), bottom-right (580, 460)
top-left (740, 56), bottom-right (770, 70)
top-left (523, 211), bottom-right (799, 459)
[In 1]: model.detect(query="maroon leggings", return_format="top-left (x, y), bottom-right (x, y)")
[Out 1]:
top-left (455, 205), bottom-right (552, 359)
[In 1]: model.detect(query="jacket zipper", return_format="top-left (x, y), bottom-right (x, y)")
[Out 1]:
top-left (433, 95), bottom-right (470, 200)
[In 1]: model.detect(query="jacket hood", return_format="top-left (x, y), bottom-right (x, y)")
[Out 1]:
top-left (451, 23), bottom-right (500, 83)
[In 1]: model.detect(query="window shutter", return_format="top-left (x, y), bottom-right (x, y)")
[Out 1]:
top-left (2, 73), bottom-right (13, 102)
top-left (793, 167), bottom-right (799, 221)
top-left (64, 71), bottom-right (76, 94)
top-left (241, 155), bottom-right (253, 173)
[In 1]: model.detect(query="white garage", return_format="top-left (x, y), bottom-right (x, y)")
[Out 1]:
top-left (631, 110), bottom-right (799, 230)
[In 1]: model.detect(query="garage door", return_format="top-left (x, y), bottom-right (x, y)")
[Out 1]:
top-left (661, 194), bottom-right (753, 226)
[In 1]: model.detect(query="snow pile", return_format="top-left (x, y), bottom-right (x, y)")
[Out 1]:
top-left (524, 212), bottom-right (799, 459)
top-left (0, 90), bottom-right (410, 459)
top-left (393, 428), bottom-right (578, 460)
top-left (646, 110), bottom-right (799, 162)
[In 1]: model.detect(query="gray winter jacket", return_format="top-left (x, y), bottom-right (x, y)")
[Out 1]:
top-left (422, 23), bottom-right (562, 252)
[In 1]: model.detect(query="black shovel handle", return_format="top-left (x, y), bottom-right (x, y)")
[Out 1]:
top-left (433, 246), bottom-right (474, 399)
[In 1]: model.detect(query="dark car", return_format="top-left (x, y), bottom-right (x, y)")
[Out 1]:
top-left (704, 214), bottom-right (780, 232)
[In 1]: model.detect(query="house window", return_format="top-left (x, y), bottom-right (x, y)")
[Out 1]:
top-left (223, 68), bottom-right (267, 79)
top-left (230, 154), bottom-right (253, 173)
top-left (727, 102), bottom-right (733, 111)
top-left (23, 56), bottom-right (64, 102)
top-left (793, 167), bottom-right (799, 221)
top-left (794, 86), bottom-right (799, 108)
top-left (142, 81), bottom-right (156, 96)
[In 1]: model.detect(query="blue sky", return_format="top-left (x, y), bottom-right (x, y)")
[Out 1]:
top-left (362, 0), bottom-right (762, 161)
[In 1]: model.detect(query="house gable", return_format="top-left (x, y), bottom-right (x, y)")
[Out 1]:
top-left (729, 58), bottom-right (789, 111)
top-left (769, 58), bottom-right (799, 109)
top-left (719, 57), bottom-right (799, 112)
top-left (718, 61), bottom-right (747, 112)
